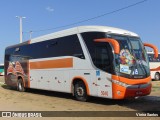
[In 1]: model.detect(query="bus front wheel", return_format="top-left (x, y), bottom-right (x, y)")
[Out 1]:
top-left (74, 81), bottom-right (88, 102)
top-left (17, 78), bottom-right (25, 92)
top-left (155, 72), bottom-right (160, 81)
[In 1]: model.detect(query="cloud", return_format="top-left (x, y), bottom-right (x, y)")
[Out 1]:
top-left (46, 6), bottom-right (54, 12)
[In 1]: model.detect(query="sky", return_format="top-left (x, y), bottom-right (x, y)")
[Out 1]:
top-left (0, 0), bottom-right (160, 63)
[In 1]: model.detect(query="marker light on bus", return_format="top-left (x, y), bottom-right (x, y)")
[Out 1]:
top-left (111, 79), bottom-right (128, 88)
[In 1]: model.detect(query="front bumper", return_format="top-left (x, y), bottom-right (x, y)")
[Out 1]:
top-left (112, 82), bottom-right (151, 99)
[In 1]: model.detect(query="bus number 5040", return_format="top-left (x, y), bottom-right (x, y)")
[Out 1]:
top-left (101, 91), bottom-right (108, 96)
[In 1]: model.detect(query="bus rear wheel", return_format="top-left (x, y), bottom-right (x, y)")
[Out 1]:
top-left (155, 72), bottom-right (160, 81)
top-left (74, 81), bottom-right (88, 102)
top-left (17, 78), bottom-right (25, 92)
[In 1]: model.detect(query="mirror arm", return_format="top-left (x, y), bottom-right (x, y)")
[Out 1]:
top-left (143, 43), bottom-right (158, 58)
top-left (94, 38), bottom-right (120, 54)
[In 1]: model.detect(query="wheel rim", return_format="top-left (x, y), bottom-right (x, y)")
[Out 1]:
top-left (155, 74), bottom-right (159, 80)
top-left (18, 82), bottom-right (22, 90)
top-left (76, 87), bottom-right (84, 96)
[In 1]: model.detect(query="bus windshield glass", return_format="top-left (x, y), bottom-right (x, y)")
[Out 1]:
top-left (110, 35), bottom-right (150, 79)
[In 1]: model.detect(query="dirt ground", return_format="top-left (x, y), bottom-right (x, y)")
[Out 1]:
top-left (0, 76), bottom-right (160, 120)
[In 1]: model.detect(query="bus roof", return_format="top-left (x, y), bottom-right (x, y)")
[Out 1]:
top-left (30, 26), bottom-right (139, 44)
top-left (6, 26), bottom-right (139, 49)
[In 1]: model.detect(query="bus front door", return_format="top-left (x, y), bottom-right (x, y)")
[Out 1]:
top-left (96, 71), bottom-right (112, 98)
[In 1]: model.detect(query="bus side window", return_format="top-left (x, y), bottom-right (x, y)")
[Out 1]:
top-left (73, 40), bottom-right (85, 59)
top-left (94, 43), bottom-right (113, 73)
top-left (46, 41), bottom-right (58, 48)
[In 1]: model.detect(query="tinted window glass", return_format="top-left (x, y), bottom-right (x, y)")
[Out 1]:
top-left (94, 43), bottom-right (113, 73)
top-left (81, 32), bottom-right (114, 73)
top-left (6, 34), bottom-right (84, 60)
top-left (148, 53), bottom-right (160, 62)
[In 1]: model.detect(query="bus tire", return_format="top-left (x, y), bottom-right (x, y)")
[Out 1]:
top-left (155, 72), bottom-right (160, 81)
top-left (17, 78), bottom-right (25, 92)
top-left (74, 81), bottom-right (88, 102)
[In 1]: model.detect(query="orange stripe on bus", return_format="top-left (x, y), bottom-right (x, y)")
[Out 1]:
top-left (30, 58), bottom-right (73, 69)
top-left (28, 40), bottom-right (31, 44)
top-left (112, 75), bottom-right (151, 85)
top-left (150, 66), bottom-right (160, 71)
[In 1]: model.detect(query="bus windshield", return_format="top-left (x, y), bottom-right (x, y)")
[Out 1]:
top-left (111, 35), bottom-right (150, 79)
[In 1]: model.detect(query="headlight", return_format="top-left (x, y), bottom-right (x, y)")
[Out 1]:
top-left (111, 79), bottom-right (128, 87)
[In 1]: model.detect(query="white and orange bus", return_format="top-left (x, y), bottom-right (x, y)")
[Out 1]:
top-left (5, 26), bottom-right (158, 101)
top-left (147, 51), bottom-right (160, 80)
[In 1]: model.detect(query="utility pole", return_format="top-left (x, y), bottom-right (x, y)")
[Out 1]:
top-left (16, 16), bottom-right (26, 43)
top-left (29, 31), bottom-right (33, 40)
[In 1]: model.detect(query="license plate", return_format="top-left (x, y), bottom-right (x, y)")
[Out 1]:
top-left (136, 91), bottom-right (143, 95)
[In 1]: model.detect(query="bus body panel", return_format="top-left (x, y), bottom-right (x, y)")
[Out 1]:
top-left (97, 72), bottom-right (112, 98)
top-left (148, 52), bottom-right (160, 80)
top-left (30, 69), bottom-right (71, 92)
top-left (150, 62), bottom-right (160, 79)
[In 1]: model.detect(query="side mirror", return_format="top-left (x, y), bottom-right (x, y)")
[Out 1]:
top-left (94, 38), bottom-right (120, 54)
top-left (143, 43), bottom-right (158, 58)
